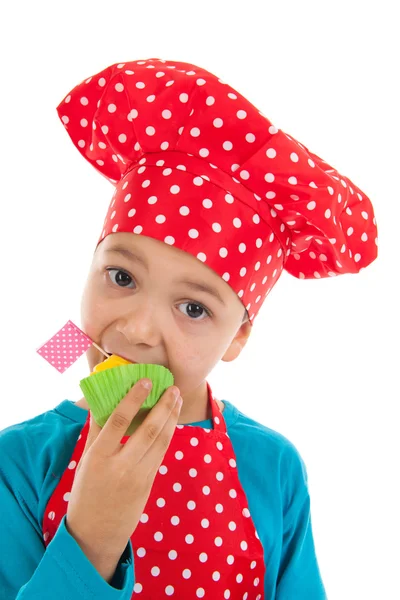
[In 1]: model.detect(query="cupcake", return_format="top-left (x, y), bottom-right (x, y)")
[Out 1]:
top-left (79, 355), bottom-right (174, 436)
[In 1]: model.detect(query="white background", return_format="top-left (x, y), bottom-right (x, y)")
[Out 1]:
top-left (1, 0), bottom-right (399, 597)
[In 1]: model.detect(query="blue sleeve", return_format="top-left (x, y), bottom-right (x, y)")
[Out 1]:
top-left (0, 427), bottom-right (135, 599)
top-left (276, 447), bottom-right (327, 599)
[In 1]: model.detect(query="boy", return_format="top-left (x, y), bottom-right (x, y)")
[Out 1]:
top-left (0, 57), bottom-right (378, 599)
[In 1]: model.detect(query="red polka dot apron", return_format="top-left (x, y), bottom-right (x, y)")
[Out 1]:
top-left (42, 382), bottom-right (266, 598)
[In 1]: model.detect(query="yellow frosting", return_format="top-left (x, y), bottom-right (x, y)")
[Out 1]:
top-left (91, 354), bottom-right (131, 375)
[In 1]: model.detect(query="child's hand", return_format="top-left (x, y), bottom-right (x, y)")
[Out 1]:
top-left (65, 379), bottom-right (182, 579)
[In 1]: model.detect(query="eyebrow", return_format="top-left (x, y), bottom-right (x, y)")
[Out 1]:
top-left (104, 245), bottom-right (226, 306)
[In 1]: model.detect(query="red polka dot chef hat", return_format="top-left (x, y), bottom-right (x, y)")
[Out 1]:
top-left (36, 57), bottom-right (379, 373)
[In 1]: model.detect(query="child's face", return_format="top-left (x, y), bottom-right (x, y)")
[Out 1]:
top-left (80, 233), bottom-right (251, 419)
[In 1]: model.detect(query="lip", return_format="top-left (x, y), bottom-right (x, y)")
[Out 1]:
top-left (103, 351), bottom-right (137, 364)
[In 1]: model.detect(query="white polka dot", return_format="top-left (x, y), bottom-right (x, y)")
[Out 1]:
top-left (151, 566), bottom-right (160, 576)
top-left (190, 127), bottom-right (200, 137)
top-left (118, 134), bottom-right (127, 143)
top-left (233, 218), bottom-right (242, 228)
top-left (227, 555), bottom-right (235, 565)
top-left (134, 583), bottom-right (143, 592)
top-left (224, 591), bottom-right (231, 599)
top-left (146, 126), bottom-right (155, 136)
top-left (189, 468), bottom-right (197, 478)
top-left (80, 96), bottom-right (89, 106)
top-left (240, 540), bottom-right (248, 551)
top-left (48, 511), bottom-right (55, 520)
top-left (108, 104), bottom-right (117, 113)
top-left (128, 109), bottom-right (138, 120)
top-left (202, 198), bottom-right (213, 208)
top-left (199, 552), bottom-right (208, 563)
top-left (168, 550), bottom-right (177, 560)
top-left (137, 547), bottom-right (146, 557)
top-left (216, 441), bottom-right (223, 450)
top-left (237, 110), bottom-right (247, 119)
top-left (155, 214), bottom-right (166, 224)
top-left (219, 248), bottom-right (228, 258)
top-left (189, 229), bottom-right (199, 238)
top-left (185, 534), bottom-right (194, 544)
top-left (215, 536), bottom-right (223, 546)
top-left (182, 569), bottom-right (191, 579)
top-left (204, 454), bottom-right (212, 463)
top-left (187, 500), bottom-right (196, 510)
top-left (170, 185), bottom-right (180, 194)
top-left (156, 498), bottom-right (166, 508)
top-left (154, 531), bottom-right (163, 541)
top-left (216, 503), bottom-right (224, 513)
top-left (175, 451), bottom-right (184, 460)
top-left (229, 521), bottom-right (237, 531)
top-left (197, 589), bottom-right (205, 598)
top-left (212, 223), bottom-right (222, 233)
top-left (229, 458), bottom-right (237, 468)
top-left (165, 585), bottom-right (174, 595)
top-left (212, 571), bottom-right (221, 581)
top-left (254, 577), bottom-right (260, 586)
top-left (80, 118), bottom-right (88, 127)
top-left (216, 471), bottom-right (224, 481)
top-left (202, 486), bottom-right (211, 495)
top-left (63, 492), bottom-right (71, 502)
top-left (140, 513), bottom-right (149, 523)
top-left (68, 461), bottom-right (77, 469)
top-left (171, 515), bottom-right (180, 526)
top-left (251, 560), bottom-right (257, 569)
top-left (225, 193), bottom-right (234, 204)
top-left (201, 518), bottom-right (210, 528)
top-left (173, 483), bottom-right (182, 492)
top-left (159, 465), bottom-right (168, 475)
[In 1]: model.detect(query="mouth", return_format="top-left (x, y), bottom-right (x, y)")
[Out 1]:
top-left (102, 352), bottom-right (137, 364)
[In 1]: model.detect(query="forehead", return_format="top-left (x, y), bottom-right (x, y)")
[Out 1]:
top-left (96, 233), bottom-right (228, 293)
top-left (97, 233), bottom-right (205, 270)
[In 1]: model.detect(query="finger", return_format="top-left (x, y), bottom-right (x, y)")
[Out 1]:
top-left (121, 386), bottom-right (181, 463)
top-left (140, 394), bottom-right (182, 473)
top-left (77, 410), bottom-right (102, 472)
top-left (95, 379), bottom-right (156, 456)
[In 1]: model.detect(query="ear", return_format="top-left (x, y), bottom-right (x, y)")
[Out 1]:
top-left (221, 321), bottom-right (252, 363)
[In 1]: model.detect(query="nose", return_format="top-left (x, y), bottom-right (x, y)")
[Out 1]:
top-left (115, 301), bottom-right (160, 347)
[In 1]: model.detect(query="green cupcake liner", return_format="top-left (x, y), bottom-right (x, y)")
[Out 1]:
top-left (79, 364), bottom-right (174, 436)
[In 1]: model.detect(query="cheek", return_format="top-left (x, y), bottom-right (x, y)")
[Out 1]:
top-left (80, 278), bottom-right (109, 336)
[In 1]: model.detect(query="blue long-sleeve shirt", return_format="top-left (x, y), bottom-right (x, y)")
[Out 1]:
top-left (0, 398), bottom-right (327, 599)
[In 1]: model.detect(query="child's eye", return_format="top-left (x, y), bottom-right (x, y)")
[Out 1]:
top-left (105, 268), bottom-right (212, 322)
